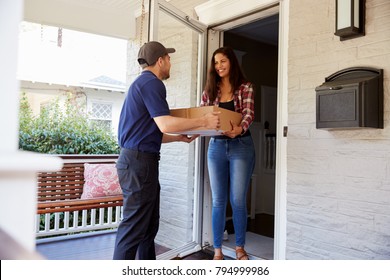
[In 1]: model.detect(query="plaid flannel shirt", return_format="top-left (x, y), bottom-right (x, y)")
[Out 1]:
top-left (200, 81), bottom-right (255, 133)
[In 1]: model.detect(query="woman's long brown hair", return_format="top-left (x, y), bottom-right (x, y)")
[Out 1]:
top-left (204, 46), bottom-right (247, 102)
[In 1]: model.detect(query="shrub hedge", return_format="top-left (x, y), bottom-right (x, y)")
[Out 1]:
top-left (19, 93), bottom-right (119, 154)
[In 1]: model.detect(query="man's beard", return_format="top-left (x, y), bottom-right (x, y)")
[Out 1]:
top-left (161, 72), bottom-right (170, 80)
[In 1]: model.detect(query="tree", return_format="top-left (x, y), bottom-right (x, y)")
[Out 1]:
top-left (19, 92), bottom-right (119, 154)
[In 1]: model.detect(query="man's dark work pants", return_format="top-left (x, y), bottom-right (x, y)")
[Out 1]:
top-left (113, 148), bottom-right (160, 260)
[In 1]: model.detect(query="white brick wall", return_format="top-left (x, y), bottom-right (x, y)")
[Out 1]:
top-left (287, 0), bottom-right (390, 259)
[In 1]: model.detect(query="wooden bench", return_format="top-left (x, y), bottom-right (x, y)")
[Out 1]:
top-left (37, 154), bottom-right (123, 214)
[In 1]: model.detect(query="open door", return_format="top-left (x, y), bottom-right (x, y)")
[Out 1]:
top-left (199, 4), bottom-right (281, 260)
top-left (148, 0), bottom-right (208, 260)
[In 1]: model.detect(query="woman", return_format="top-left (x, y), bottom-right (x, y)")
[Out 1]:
top-left (201, 46), bottom-right (255, 260)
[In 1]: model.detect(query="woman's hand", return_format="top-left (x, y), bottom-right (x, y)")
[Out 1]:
top-left (223, 121), bottom-right (243, 138)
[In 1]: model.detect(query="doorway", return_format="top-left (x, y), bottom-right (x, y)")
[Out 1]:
top-left (149, 0), bottom-right (287, 260)
top-left (204, 13), bottom-right (279, 260)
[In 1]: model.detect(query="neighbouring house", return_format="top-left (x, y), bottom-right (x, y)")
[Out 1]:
top-left (20, 75), bottom-right (126, 136)
top-left (1, 0), bottom-right (389, 261)
top-left (17, 21), bottom-right (127, 135)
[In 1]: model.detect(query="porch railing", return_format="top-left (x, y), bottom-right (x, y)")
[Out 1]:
top-left (35, 206), bottom-right (122, 238)
top-left (35, 154), bottom-right (123, 239)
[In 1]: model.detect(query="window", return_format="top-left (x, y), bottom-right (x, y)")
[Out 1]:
top-left (89, 101), bottom-right (113, 129)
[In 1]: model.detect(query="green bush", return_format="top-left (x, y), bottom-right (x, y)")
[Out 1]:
top-left (19, 93), bottom-right (119, 154)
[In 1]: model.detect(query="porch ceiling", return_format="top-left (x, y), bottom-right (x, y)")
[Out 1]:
top-left (23, 0), bottom-right (279, 45)
top-left (23, 0), bottom-right (140, 39)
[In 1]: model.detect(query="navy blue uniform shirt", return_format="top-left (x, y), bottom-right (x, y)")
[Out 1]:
top-left (118, 70), bottom-right (170, 153)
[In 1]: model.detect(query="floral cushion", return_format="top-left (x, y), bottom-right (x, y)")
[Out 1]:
top-left (81, 163), bottom-right (122, 199)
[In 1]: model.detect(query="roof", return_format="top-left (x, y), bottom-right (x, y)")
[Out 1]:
top-left (82, 75), bottom-right (127, 91)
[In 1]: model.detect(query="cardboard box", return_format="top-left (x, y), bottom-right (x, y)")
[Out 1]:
top-left (170, 106), bottom-right (242, 136)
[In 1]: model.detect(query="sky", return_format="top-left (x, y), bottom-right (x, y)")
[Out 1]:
top-left (17, 22), bottom-right (127, 86)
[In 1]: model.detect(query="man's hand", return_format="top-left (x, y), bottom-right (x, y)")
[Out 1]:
top-left (203, 111), bottom-right (221, 130)
top-left (177, 134), bottom-right (199, 143)
top-left (163, 134), bottom-right (199, 143)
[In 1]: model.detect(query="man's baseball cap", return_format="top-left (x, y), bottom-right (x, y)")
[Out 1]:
top-left (137, 41), bottom-right (175, 66)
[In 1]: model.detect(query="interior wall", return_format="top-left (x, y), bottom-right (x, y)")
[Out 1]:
top-left (224, 33), bottom-right (278, 123)
top-left (224, 32), bottom-right (278, 216)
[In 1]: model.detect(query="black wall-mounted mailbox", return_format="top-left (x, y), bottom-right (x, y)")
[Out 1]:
top-left (316, 67), bottom-right (383, 129)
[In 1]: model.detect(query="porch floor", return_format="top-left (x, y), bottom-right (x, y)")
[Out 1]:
top-left (36, 230), bottom-right (214, 260)
top-left (36, 214), bottom-right (273, 260)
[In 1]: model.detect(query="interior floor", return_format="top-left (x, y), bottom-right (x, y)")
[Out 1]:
top-left (223, 213), bottom-right (274, 259)
top-left (247, 213), bottom-right (275, 238)
top-left (226, 213), bottom-right (275, 238)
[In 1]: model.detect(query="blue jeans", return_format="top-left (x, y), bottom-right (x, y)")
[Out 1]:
top-left (207, 135), bottom-right (255, 248)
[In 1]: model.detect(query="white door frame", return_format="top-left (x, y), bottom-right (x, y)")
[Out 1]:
top-left (196, 0), bottom-right (289, 260)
